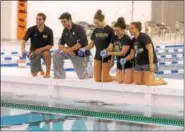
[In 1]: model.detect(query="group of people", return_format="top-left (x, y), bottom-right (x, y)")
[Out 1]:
top-left (20, 10), bottom-right (167, 86)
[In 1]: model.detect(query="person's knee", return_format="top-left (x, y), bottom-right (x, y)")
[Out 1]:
top-left (43, 50), bottom-right (50, 54)
top-left (115, 76), bottom-right (122, 83)
top-left (117, 80), bottom-right (123, 84)
top-left (43, 50), bottom-right (50, 56)
top-left (95, 79), bottom-right (101, 82)
top-left (145, 79), bottom-right (152, 86)
top-left (124, 80), bottom-right (133, 84)
top-left (134, 78), bottom-right (143, 85)
top-left (101, 76), bottom-right (113, 82)
top-left (124, 76), bottom-right (133, 84)
top-left (93, 70), bottom-right (101, 82)
top-left (43, 51), bottom-right (51, 65)
top-left (94, 77), bottom-right (101, 82)
top-left (143, 72), bottom-right (154, 86)
top-left (134, 81), bottom-right (142, 85)
top-left (101, 78), bottom-right (106, 82)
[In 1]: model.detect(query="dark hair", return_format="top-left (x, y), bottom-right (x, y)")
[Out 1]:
top-left (114, 17), bottom-right (126, 29)
top-left (94, 9), bottom-right (105, 21)
top-left (59, 12), bottom-right (72, 20)
top-left (131, 21), bottom-right (142, 32)
top-left (37, 13), bottom-right (46, 21)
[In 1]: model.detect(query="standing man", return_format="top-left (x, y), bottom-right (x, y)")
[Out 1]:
top-left (53, 12), bottom-right (91, 79)
top-left (21, 13), bottom-right (54, 78)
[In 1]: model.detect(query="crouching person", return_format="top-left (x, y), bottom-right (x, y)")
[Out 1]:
top-left (53, 12), bottom-right (91, 79)
top-left (20, 13), bottom-right (53, 78)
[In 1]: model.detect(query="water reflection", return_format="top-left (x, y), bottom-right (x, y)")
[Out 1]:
top-left (1, 108), bottom-right (183, 131)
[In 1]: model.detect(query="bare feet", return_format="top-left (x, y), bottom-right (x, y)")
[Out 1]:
top-left (40, 70), bottom-right (45, 75)
top-left (44, 72), bottom-right (50, 78)
top-left (118, 81), bottom-right (123, 84)
top-left (160, 78), bottom-right (168, 85)
top-left (110, 76), bottom-right (116, 81)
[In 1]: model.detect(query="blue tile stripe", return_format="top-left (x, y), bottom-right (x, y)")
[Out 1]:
top-left (159, 61), bottom-right (183, 65)
top-left (1, 44), bottom-right (184, 55)
top-left (156, 70), bottom-right (184, 75)
top-left (0, 63), bottom-right (183, 75)
top-left (1, 60), bottom-right (183, 67)
top-left (155, 44), bottom-right (184, 48)
top-left (155, 49), bottom-right (184, 53)
top-left (157, 54), bottom-right (184, 59)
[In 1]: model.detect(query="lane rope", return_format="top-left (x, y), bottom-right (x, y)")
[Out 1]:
top-left (1, 101), bottom-right (184, 127)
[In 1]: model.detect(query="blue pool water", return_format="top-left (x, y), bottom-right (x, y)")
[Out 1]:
top-left (1, 108), bottom-right (183, 131)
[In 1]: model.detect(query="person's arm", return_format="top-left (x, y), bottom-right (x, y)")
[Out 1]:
top-left (143, 34), bottom-right (155, 72)
top-left (41, 45), bottom-right (53, 50)
top-left (146, 44), bottom-right (154, 65)
top-left (124, 49), bottom-right (135, 61)
top-left (20, 40), bottom-right (27, 52)
top-left (34, 30), bottom-right (54, 54)
top-left (58, 30), bottom-right (69, 53)
top-left (83, 29), bottom-right (96, 50)
top-left (108, 37), bottom-right (131, 56)
top-left (108, 45), bottom-right (130, 56)
top-left (84, 40), bottom-right (94, 50)
top-left (106, 34), bottom-right (114, 52)
top-left (68, 41), bottom-right (81, 52)
top-left (68, 26), bottom-right (88, 52)
top-left (109, 55), bottom-right (115, 68)
top-left (21, 27), bottom-right (31, 53)
top-left (146, 43), bottom-right (155, 72)
top-left (106, 43), bottom-right (113, 52)
top-left (143, 34), bottom-right (154, 65)
top-left (106, 35), bottom-right (115, 52)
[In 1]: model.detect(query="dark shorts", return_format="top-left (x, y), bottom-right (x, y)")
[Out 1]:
top-left (94, 52), bottom-right (112, 63)
top-left (94, 57), bottom-right (111, 63)
top-left (135, 63), bottom-right (159, 73)
top-left (117, 60), bottom-right (134, 70)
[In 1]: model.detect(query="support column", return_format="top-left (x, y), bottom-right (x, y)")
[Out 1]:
top-left (17, 0), bottom-right (27, 40)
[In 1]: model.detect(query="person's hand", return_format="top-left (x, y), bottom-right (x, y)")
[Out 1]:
top-left (114, 45), bottom-right (120, 52)
top-left (60, 49), bottom-right (75, 57)
top-left (68, 51), bottom-right (75, 56)
top-left (63, 48), bottom-right (74, 55)
top-left (34, 48), bottom-right (43, 54)
top-left (60, 48), bottom-right (71, 55)
top-left (107, 52), bottom-right (111, 56)
top-left (21, 49), bottom-right (27, 57)
top-left (62, 48), bottom-right (69, 54)
top-left (100, 49), bottom-right (107, 58)
top-left (149, 64), bottom-right (155, 72)
top-left (60, 50), bottom-right (66, 56)
top-left (78, 48), bottom-right (86, 56)
top-left (28, 52), bottom-right (35, 60)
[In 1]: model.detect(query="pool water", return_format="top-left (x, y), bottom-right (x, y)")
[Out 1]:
top-left (1, 108), bottom-right (183, 131)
